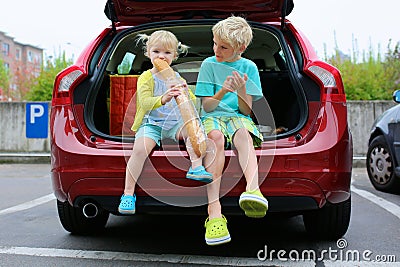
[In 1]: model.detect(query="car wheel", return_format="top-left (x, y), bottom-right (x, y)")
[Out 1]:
top-left (303, 197), bottom-right (351, 240)
top-left (366, 135), bottom-right (400, 193)
top-left (57, 200), bottom-right (109, 235)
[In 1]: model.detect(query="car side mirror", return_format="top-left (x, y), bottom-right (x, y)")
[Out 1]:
top-left (393, 90), bottom-right (400, 103)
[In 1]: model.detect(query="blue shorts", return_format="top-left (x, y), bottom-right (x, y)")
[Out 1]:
top-left (135, 122), bottom-right (183, 146)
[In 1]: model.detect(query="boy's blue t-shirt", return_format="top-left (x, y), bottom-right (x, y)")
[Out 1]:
top-left (195, 56), bottom-right (263, 118)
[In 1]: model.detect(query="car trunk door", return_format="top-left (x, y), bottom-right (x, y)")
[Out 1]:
top-left (105, 0), bottom-right (293, 28)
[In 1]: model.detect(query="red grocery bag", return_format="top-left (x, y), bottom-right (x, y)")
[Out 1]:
top-left (109, 75), bottom-right (138, 136)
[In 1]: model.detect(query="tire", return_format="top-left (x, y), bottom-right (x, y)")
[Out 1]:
top-left (303, 197), bottom-right (351, 240)
top-left (366, 135), bottom-right (400, 193)
top-left (57, 200), bottom-right (109, 235)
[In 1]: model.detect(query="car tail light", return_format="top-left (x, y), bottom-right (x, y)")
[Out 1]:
top-left (306, 63), bottom-right (346, 102)
top-left (58, 70), bottom-right (83, 92)
top-left (52, 66), bottom-right (85, 106)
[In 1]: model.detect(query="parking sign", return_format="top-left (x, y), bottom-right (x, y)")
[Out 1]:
top-left (26, 103), bottom-right (48, 138)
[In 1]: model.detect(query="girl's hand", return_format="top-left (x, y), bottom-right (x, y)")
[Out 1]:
top-left (161, 83), bottom-right (184, 104)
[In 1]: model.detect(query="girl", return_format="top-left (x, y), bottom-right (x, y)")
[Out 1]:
top-left (118, 30), bottom-right (212, 215)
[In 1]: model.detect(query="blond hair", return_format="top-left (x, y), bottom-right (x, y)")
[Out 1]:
top-left (212, 16), bottom-right (253, 52)
top-left (136, 30), bottom-right (189, 60)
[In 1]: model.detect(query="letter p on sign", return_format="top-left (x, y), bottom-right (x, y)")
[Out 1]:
top-left (26, 103), bottom-right (48, 138)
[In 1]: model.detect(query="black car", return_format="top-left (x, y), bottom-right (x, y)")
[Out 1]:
top-left (367, 90), bottom-right (400, 193)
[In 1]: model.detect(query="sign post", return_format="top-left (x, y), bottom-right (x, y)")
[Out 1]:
top-left (26, 103), bottom-right (49, 138)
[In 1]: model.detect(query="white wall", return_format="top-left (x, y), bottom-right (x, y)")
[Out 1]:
top-left (0, 102), bottom-right (49, 152)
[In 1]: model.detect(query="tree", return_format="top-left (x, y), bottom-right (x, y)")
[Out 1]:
top-left (0, 56), bottom-right (10, 101)
top-left (13, 58), bottom-right (38, 100)
top-left (25, 51), bottom-right (73, 101)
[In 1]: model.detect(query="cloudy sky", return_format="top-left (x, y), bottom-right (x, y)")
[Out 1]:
top-left (1, 0), bottom-right (399, 61)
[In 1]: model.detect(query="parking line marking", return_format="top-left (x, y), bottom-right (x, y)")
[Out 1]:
top-left (0, 246), bottom-right (312, 266)
top-left (351, 185), bottom-right (400, 220)
top-left (0, 194), bottom-right (55, 216)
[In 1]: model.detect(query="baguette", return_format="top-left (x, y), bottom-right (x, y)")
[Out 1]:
top-left (154, 58), bottom-right (206, 158)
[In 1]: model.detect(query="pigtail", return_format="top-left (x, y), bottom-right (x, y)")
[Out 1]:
top-left (177, 42), bottom-right (189, 57)
top-left (135, 33), bottom-right (150, 56)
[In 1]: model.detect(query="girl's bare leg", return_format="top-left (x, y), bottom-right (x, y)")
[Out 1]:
top-left (123, 137), bottom-right (157, 195)
top-left (176, 125), bottom-right (202, 169)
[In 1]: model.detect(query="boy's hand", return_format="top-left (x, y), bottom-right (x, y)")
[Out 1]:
top-left (231, 71), bottom-right (248, 93)
top-left (222, 76), bottom-right (235, 93)
top-left (222, 71), bottom-right (248, 94)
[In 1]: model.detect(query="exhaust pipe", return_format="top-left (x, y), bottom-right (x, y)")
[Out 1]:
top-left (82, 202), bottom-right (98, 218)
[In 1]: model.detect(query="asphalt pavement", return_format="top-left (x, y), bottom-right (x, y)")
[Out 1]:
top-left (0, 164), bottom-right (399, 266)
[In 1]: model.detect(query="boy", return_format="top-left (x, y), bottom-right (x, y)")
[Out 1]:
top-left (196, 16), bottom-right (269, 246)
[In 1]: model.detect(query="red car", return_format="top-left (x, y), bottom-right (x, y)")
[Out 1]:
top-left (51, 0), bottom-right (352, 240)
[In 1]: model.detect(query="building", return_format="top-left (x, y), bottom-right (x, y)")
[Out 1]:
top-left (0, 31), bottom-right (43, 101)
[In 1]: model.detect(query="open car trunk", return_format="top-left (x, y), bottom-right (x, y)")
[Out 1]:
top-left (86, 21), bottom-right (317, 144)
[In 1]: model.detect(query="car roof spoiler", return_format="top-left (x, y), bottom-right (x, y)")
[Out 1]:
top-left (281, 0), bottom-right (294, 30)
top-left (104, 0), bottom-right (118, 33)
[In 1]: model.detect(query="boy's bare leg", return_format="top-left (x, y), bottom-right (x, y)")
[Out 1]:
top-left (233, 128), bottom-right (259, 191)
top-left (124, 137), bottom-right (157, 195)
top-left (204, 130), bottom-right (225, 219)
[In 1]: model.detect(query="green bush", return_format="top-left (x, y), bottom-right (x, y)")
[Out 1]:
top-left (3, 41), bottom-right (399, 101)
top-left (326, 40), bottom-right (400, 100)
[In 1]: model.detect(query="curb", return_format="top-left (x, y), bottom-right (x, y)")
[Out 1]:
top-left (0, 153), bottom-right (50, 164)
top-left (352, 156), bottom-right (366, 168)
